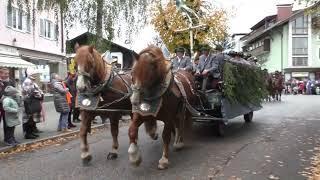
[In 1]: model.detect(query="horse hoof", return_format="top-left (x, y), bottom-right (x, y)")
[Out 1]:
top-left (82, 155), bottom-right (92, 166)
top-left (151, 133), bottom-right (159, 140)
top-left (173, 142), bottom-right (184, 151)
top-left (158, 158), bottom-right (169, 170)
top-left (107, 152), bottom-right (118, 160)
top-left (130, 156), bottom-right (142, 167)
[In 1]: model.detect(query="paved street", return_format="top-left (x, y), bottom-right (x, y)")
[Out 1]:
top-left (0, 95), bottom-right (320, 180)
top-left (0, 102), bottom-right (105, 148)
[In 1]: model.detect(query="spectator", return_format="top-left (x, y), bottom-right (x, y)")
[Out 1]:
top-left (2, 86), bottom-right (20, 146)
top-left (51, 73), bottom-right (71, 132)
top-left (0, 68), bottom-right (16, 143)
top-left (306, 80), bottom-right (312, 95)
top-left (22, 68), bottom-right (44, 139)
top-left (65, 72), bottom-right (79, 127)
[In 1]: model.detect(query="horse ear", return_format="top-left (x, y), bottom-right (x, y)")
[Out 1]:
top-left (89, 45), bottom-right (94, 54)
top-left (74, 42), bottom-right (80, 52)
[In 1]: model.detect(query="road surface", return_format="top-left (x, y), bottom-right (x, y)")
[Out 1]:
top-left (0, 95), bottom-right (319, 180)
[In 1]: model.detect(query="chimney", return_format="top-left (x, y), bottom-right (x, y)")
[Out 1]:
top-left (277, 4), bottom-right (293, 22)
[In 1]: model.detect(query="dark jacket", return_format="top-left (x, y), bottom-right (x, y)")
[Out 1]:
top-left (52, 79), bottom-right (70, 113)
top-left (66, 75), bottom-right (77, 108)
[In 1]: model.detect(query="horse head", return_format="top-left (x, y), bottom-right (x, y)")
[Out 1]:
top-left (74, 45), bottom-right (106, 92)
top-left (132, 45), bottom-right (168, 89)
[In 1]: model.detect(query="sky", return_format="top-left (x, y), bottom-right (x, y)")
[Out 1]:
top-left (68, 0), bottom-right (306, 52)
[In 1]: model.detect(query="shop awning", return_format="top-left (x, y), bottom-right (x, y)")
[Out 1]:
top-left (0, 54), bottom-right (36, 69)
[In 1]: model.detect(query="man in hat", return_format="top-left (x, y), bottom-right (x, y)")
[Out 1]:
top-left (195, 46), bottom-right (221, 90)
top-left (171, 47), bottom-right (193, 72)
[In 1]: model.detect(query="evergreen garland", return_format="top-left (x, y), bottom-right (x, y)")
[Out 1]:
top-left (223, 62), bottom-right (267, 106)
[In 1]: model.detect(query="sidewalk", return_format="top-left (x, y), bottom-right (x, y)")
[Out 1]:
top-left (0, 102), bottom-right (107, 148)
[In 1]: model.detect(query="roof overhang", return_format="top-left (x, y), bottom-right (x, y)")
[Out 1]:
top-left (0, 54), bottom-right (36, 69)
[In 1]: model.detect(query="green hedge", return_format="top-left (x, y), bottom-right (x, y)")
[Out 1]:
top-left (223, 62), bottom-right (267, 106)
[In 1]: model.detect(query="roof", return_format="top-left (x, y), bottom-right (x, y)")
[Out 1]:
top-left (66, 32), bottom-right (137, 56)
top-left (243, 2), bottom-right (320, 44)
top-left (0, 54), bottom-right (36, 69)
top-left (231, 33), bottom-right (248, 38)
top-left (241, 10), bottom-right (304, 44)
top-left (250, 15), bottom-right (277, 30)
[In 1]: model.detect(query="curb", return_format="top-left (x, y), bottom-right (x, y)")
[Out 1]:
top-left (0, 124), bottom-right (106, 154)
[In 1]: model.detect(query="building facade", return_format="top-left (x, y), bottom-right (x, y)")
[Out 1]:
top-left (242, 3), bottom-right (320, 81)
top-left (230, 33), bottom-right (248, 52)
top-left (0, 0), bottom-right (66, 92)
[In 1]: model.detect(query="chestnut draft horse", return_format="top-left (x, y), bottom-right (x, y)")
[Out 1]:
top-left (273, 72), bottom-right (284, 101)
top-left (129, 46), bottom-right (194, 170)
top-left (75, 45), bottom-right (158, 165)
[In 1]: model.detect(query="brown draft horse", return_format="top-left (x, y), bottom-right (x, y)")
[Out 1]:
top-left (273, 72), bottom-right (284, 101)
top-left (265, 72), bottom-right (284, 101)
top-left (129, 46), bottom-right (193, 170)
top-left (75, 45), bottom-right (158, 165)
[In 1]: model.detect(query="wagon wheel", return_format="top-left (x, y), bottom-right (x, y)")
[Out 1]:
top-left (244, 112), bottom-right (253, 123)
top-left (214, 122), bottom-right (225, 137)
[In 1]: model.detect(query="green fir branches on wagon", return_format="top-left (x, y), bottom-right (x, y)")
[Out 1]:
top-left (222, 62), bottom-right (267, 106)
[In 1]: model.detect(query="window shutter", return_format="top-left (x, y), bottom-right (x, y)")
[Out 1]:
top-left (54, 24), bottom-right (59, 40)
top-left (40, 19), bottom-right (44, 36)
top-left (22, 14), bottom-right (27, 31)
top-left (7, 7), bottom-right (12, 27)
top-left (12, 8), bottom-right (17, 28)
top-left (50, 22), bottom-right (54, 39)
top-left (26, 15), bottom-right (31, 32)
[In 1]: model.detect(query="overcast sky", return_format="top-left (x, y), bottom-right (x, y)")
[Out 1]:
top-left (69, 0), bottom-right (306, 52)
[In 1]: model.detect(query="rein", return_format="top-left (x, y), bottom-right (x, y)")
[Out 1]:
top-left (78, 65), bottom-right (132, 110)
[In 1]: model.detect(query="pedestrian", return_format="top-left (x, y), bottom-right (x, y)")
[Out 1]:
top-left (0, 68), bottom-right (16, 143)
top-left (2, 86), bottom-right (20, 146)
top-left (65, 72), bottom-right (79, 127)
top-left (22, 68), bottom-right (44, 139)
top-left (51, 73), bottom-right (72, 132)
top-left (306, 80), bottom-right (312, 95)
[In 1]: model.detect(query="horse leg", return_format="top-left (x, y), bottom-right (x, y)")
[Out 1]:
top-left (107, 113), bottom-right (121, 160)
top-left (158, 123), bottom-right (172, 170)
top-left (80, 111), bottom-right (93, 166)
top-left (173, 110), bottom-right (188, 151)
top-left (128, 113), bottom-right (144, 166)
top-left (144, 119), bottom-right (158, 140)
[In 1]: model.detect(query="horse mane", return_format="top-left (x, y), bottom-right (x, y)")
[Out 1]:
top-left (133, 45), bottom-right (168, 89)
top-left (75, 45), bottom-right (107, 83)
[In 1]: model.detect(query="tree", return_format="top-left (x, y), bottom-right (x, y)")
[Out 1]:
top-left (8, 0), bottom-right (154, 52)
top-left (151, 0), bottom-right (228, 52)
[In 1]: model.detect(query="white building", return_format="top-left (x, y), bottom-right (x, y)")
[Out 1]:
top-left (0, 1), bottom-right (67, 92)
top-left (230, 33), bottom-right (248, 52)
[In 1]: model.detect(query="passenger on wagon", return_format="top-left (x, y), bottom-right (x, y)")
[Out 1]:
top-left (171, 47), bottom-right (193, 72)
top-left (195, 46), bottom-right (221, 91)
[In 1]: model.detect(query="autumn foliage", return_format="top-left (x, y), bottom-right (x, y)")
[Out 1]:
top-left (151, 0), bottom-right (229, 52)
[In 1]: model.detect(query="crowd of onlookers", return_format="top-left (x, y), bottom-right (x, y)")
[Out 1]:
top-left (284, 79), bottom-right (320, 95)
top-left (0, 67), bottom-right (80, 146)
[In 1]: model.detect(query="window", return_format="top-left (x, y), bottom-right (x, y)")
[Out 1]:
top-left (40, 19), bottom-right (58, 40)
top-left (6, 7), bottom-right (30, 32)
top-left (293, 57), bottom-right (308, 66)
top-left (292, 37), bottom-right (308, 55)
top-left (292, 15), bottom-right (308, 35)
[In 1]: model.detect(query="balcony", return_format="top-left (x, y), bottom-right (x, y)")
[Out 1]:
top-left (247, 39), bottom-right (271, 56)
